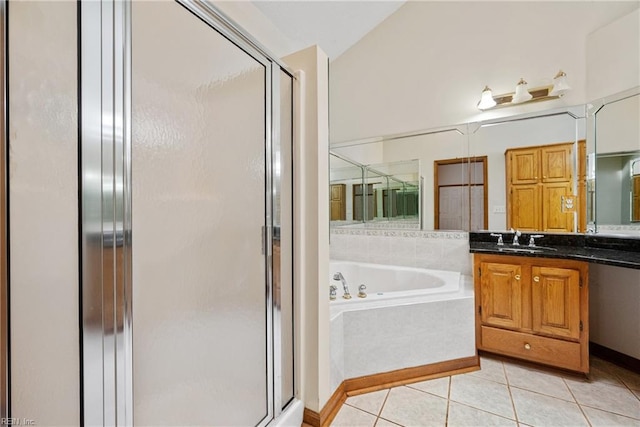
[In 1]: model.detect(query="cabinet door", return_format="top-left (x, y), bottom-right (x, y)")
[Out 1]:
top-left (509, 148), bottom-right (539, 185)
top-left (542, 183), bottom-right (573, 232)
top-left (481, 262), bottom-right (523, 330)
top-left (632, 175), bottom-right (640, 222)
top-left (531, 266), bottom-right (581, 340)
top-left (541, 144), bottom-right (572, 183)
top-left (510, 184), bottom-right (540, 231)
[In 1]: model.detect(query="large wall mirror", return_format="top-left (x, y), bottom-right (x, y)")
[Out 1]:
top-left (590, 87), bottom-right (640, 236)
top-left (330, 108), bottom-right (586, 233)
top-left (329, 152), bottom-right (421, 227)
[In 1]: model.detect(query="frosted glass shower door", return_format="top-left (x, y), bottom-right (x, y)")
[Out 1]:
top-left (132, 2), bottom-right (268, 425)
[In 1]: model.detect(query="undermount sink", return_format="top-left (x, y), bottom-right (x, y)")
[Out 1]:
top-left (495, 245), bottom-right (558, 254)
top-left (497, 247), bottom-right (543, 254)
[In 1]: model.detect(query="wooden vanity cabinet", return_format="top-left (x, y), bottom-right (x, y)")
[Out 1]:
top-left (474, 253), bottom-right (589, 373)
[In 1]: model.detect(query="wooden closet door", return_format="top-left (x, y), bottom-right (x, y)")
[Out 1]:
top-left (330, 184), bottom-right (346, 220)
top-left (541, 144), bottom-right (572, 183)
top-left (510, 185), bottom-right (541, 231)
top-left (542, 183), bottom-right (573, 232)
top-left (509, 148), bottom-right (539, 185)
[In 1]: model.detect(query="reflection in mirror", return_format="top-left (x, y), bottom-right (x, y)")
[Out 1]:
top-left (329, 152), bottom-right (421, 228)
top-left (329, 153), bottom-right (363, 224)
top-left (434, 157), bottom-right (487, 230)
top-left (331, 108), bottom-right (586, 232)
top-left (592, 89), bottom-right (640, 235)
top-left (468, 111), bottom-right (585, 233)
top-left (332, 127), bottom-right (467, 230)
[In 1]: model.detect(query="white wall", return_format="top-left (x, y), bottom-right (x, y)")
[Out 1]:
top-left (590, 265), bottom-right (640, 359)
top-left (284, 46), bottom-right (331, 414)
top-left (331, 1), bottom-right (639, 143)
top-left (587, 8), bottom-right (640, 100)
top-left (585, 7), bottom-right (640, 361)
top-left (9, 1), bottom-right (79, 424)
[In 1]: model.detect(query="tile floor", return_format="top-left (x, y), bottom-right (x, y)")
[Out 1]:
top-left (330, 354), bottom-right (640, 426)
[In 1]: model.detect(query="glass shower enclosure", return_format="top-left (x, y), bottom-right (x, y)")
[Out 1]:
top-left (80, 1), bottom-right (294, 425)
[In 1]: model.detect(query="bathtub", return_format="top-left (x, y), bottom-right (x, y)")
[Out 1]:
top-left (330, 261), bottom-right (461, 311)
top-left (329, 260), bottom-right (476, 392)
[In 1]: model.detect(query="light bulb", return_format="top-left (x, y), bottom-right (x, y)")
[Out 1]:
top-left (511, 78), bottom-right (532, 104)
top-left (477, 86), bottom-right (496, 110)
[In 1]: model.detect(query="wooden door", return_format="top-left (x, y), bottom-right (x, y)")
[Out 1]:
top-left (531, 266), bottom-right (581, 340)
top-left (541, 144), bottom-right (572, 183)
top-left (330, 184), bottom-right (346, 221)
top-left (632, 175), bottom-right (640, 222)
top-left (481, 262), bottom-right (523, 330)
top-left (510, 185), bottom-right (540, 231)
top-left (509, 148), bottom-right (539, 185)
top-left (542, 183), bottom-right (573, 232)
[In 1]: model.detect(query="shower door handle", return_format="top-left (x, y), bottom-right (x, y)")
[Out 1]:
top-left (262, 225), bottom-right (272, 256)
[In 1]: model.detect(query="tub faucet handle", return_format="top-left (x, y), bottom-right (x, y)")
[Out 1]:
top-left (528, 234), bottom-right (544, 247)
top-left (329, 284), bottom-right (337, 301)
top-left (490, 233), bottom-right (504, 246)
top-left (358, 284), bottom-right (367, 298)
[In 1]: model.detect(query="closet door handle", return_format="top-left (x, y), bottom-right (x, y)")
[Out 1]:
top-left (514, 274), bottom-right (521, 281)
top-left (533, 276), bottom-right (540, 282)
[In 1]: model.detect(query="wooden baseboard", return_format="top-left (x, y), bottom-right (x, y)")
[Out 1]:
top-left (590, 341), bottom-right (640, 374)
top-left (302, 381), bottom-right (346, 427)
top-left (303, 355), bottom-right (479, 427)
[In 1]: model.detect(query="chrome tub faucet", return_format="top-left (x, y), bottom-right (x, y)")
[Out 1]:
top-left (333, 272), bottom-right (352, 299)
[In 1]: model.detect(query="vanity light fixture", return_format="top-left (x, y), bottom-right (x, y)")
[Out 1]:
top-left (549, 70), bottom-right (571, 96)
top-left (511, 78), bottom-right (533, 104)
top-left (477, 70), bottom-right (570, 111)
top-left (477, 86), bottom-right (497, 110)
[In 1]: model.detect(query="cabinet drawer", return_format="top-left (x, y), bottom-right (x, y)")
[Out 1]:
top-left (481, 326), bottom-right (584, 372)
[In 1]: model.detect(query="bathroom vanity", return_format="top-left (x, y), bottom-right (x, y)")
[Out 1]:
top-left (473, 253), bottom-right (589, 373)
top-left (470, 231), bottom-right (640, 374)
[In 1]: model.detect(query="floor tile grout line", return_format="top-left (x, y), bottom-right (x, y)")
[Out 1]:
top-left (342, 402), bottom-right (382, 420)
top-left (502, 359), bottom-right (522, 425)
top-left (377, 388), bottom-right (391, 418)
top-left (562, 377), bottom-right (594, 427)
top-left (564, 372), bottom-right (640, 421)
top-left (444, 375), bottom-right (451, 426)
top-left (447, 399), bottom-right (520, 424)
top-left (578, 402), bottom-right (640, 422)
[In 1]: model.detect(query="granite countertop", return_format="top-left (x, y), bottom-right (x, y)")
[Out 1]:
top-left (469, 232), bottom-right (640, 270)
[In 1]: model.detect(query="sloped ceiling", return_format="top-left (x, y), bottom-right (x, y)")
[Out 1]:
top-left (251, 1), bottom-right (406, 60)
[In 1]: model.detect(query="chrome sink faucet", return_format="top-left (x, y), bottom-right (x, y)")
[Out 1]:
top-left (528, 234), bottom-right (544, 247)
top-left (510, 228), bottom-right (522, 246)
top-left (490, 233), bottom-right (504, 246)
top-left (333, 272), bottom-right (352, 299)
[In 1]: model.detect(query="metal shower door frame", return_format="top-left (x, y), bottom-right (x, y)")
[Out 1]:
top-left (79, 0), bottom-right (293, 425)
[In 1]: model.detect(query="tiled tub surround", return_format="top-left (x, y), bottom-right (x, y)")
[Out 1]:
top-left (329, 260), bottom-right (475, 394)
top-left (330, 229), bottom-right (472, 276)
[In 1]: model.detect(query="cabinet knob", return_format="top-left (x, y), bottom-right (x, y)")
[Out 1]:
top-left (533, 276), bottom-right (540, 282)
top-left (514, 274), bottom-right (521, 281)
top-left (524, 343), bottom-right (531, 350)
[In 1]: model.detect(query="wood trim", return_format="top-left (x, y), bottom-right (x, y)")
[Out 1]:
top-left (503, 140), bottom-right (582, 155)
top-left (590, 342), bottom-right (640, 374)
top-left (303, 356), bottom-right (480, 426)
top-left (302, 381), bottom-right (346, 427)
top-left (344, 355), bottom-right (479, 395)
